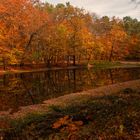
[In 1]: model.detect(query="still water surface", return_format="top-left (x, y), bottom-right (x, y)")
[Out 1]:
top-left (0, 67), bottom-right (140, 112)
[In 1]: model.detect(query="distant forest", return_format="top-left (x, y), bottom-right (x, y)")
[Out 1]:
top-left (0, 0), bottom-right (140, 67)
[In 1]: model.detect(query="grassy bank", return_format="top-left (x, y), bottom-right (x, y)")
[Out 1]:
top-left (1, 86), bottom-right (140, 140)
top-left (89, 60), bottom-right (140, 69)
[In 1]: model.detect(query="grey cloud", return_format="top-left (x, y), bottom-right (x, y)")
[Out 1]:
top-left (46, 0), bottom-right (140, 20)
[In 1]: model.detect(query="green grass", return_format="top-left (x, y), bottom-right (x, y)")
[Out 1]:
top-left (10, 113), bottom-right (48, 131)
top-left (90, 60), bottom-right (121, 68)
top-left (89, 60), bottom-right (140, 69)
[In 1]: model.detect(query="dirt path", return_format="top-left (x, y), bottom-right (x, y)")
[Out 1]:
top-left (0, 79), bottom-right (139, 121)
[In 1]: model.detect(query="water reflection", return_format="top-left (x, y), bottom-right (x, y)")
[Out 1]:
top-left (0, 68), bottom-right (140, 112)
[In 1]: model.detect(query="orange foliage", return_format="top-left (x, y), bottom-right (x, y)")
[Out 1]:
top-left (0, 0), bottom-right (47, 63)
top-left (52, 115), bottom-right (83, 133)
top-left (0, 1), bottom-right (139, 66)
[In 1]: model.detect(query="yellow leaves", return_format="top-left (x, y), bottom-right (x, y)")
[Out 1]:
top-left (0, 0), bottom-right (48, 63)
top-left (1, 1), bottom-right (139, 64)
top-left (52, 115), bottom-right (83, 132)
top-left (57, 24), bottom-right (67, 35)
top-left (110, 25), bottom-right (127, 41)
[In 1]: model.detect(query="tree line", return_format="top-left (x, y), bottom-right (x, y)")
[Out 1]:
top-left (0, 0), bottom-right (140, 68)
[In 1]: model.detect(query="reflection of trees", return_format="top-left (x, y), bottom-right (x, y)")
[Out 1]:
top-left (0, 75), bottom-right (26, 112)
top-left (3, 75), bottom-right (7, 86)
top-left (109, 69), bottom-right (114, 84)
top-left (20, 74), bottom-right (35, 105)
top-left (0, 68), bottom-right (140, 112)
top-left (46, 71), bottom-right (58, 93)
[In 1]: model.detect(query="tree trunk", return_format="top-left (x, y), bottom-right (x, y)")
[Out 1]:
top-left (73, 55), bottom-right (76, 66)
top-left (3, 57), bottom-right (6, 70)
top-left (109, 44), bottom-right (114, 62)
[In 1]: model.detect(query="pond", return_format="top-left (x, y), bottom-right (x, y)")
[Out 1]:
top-left (0, 67), bottom-right (140, 113)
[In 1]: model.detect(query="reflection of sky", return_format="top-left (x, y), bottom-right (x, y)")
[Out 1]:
top-left (44, 0), bottom-right (140, 20)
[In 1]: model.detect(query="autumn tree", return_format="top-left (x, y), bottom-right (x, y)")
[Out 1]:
top-left (91, 17), bottom-right (127, 61)
top-left (123, 16), bottom-right (140, 60)
top-left (54, 3), bottom-right (93, 65)
top-left (1, 1), bottom-right (139, 69)
top-left (36, 3), bottom-right (94, 66)
top-left (91, 16), bottom-right (111, 60)
top-left (0, 0), bottom-right (48, 66)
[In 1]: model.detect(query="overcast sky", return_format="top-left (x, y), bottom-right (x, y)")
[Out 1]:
top-left (44, 0), bottom-right (140, 20)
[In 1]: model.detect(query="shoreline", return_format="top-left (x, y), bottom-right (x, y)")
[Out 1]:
top-left (0, 79), bottom-right (139, 121)
top-left (0, 61), bottom-right (140, 75)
